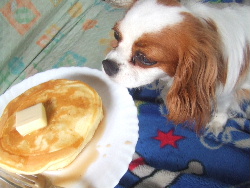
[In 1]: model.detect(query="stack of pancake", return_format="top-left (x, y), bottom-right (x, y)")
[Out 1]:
top-left (0, 79), bottom-right (103, 174)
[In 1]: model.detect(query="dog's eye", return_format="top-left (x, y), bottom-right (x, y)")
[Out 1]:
top-left (132, 52), bottom-right (157, 66)
top-left (114, 30), bottom-right (122, 42)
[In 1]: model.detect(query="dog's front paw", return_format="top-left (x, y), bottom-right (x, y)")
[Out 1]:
top-left (206, 113), bottom-right (228, 136)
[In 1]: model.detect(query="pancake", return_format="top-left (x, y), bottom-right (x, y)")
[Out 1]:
top-left (0, 79), bottom-right (103, 174)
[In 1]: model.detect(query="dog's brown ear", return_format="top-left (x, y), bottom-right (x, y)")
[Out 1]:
top-left (158, 0), bottom-right (181, 6)
top-left (166, 46), bottom-right (218, 131)
top-left (165, 17), bottom-right (225, 131)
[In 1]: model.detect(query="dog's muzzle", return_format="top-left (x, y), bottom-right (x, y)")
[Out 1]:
top-left (102, 59), bottom-right (120, 76)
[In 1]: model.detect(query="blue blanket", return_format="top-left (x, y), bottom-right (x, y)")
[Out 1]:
top-left (115, 81), bottom-right (250, 188)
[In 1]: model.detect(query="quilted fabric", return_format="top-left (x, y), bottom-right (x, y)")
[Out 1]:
top-left (0, 0), bottom-right (125, 95)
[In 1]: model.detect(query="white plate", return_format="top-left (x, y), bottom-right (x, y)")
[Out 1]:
top-left (0, 67), bottom-right (139, 188)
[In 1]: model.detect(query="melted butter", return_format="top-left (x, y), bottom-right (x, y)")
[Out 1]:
top-left (44, 109), bottom-right (107, 187)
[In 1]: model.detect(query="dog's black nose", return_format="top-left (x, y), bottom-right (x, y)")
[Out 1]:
top-left (102, 59), bottom-right (120, 76)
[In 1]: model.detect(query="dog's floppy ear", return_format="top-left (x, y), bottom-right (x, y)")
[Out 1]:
top-left (165, 17), bottom-right (226, 131)
top-left (166, 46), bottom-right (218, 130)
top-left (158, 0), bottom-right (181, 6)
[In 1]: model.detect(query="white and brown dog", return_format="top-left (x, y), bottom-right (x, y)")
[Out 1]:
top-left (102, 0), bottom-right (250, 135)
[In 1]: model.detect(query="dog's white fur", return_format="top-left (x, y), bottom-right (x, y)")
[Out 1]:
top-left (103, 0), bottom-right (250, 135)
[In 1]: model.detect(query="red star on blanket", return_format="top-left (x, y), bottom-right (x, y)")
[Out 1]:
top-left (153, 129), bottom-right (185, 148)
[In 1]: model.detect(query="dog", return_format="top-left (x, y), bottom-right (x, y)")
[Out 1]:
top-left (102, 0), bottom-right (250, 135)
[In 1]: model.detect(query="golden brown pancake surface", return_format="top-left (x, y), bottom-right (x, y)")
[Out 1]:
top-left (0, 79), bottom-right (103, 174)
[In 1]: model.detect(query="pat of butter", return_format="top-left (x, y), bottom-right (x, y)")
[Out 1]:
top-left (16, 103), bottom-right (47, 136)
